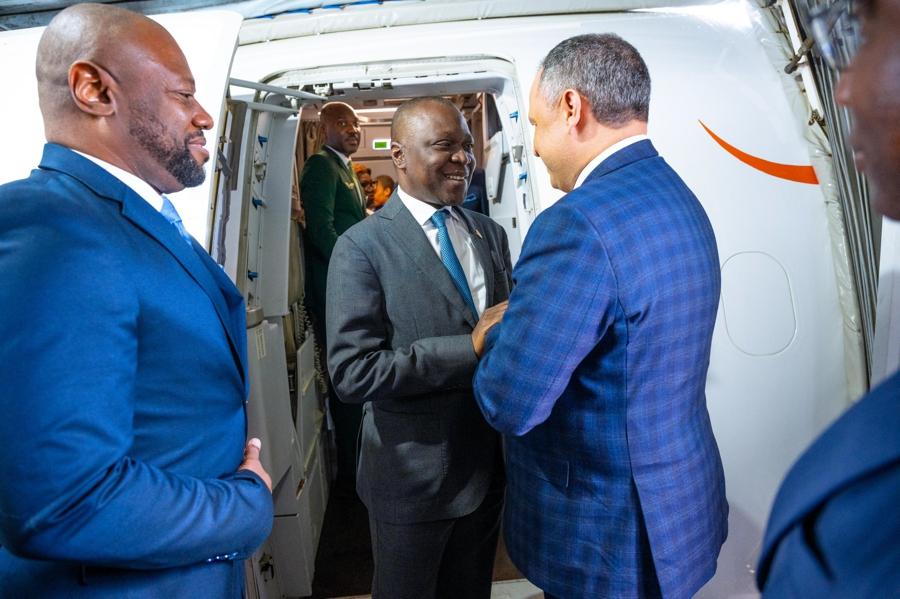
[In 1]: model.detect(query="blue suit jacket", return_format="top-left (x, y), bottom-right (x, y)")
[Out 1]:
top-left (474, 140), bottom-right (728, 599)
top-left (0, 145), bottom-right (273, 597)
top-left (757, 370), bottom-right (900, 597)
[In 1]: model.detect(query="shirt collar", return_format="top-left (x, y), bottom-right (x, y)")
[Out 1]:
top-left (71, 149), bottom-right (164, 212)
top-left (396, 185), bottom-right (457, 227)
top-left (574, 134), bottom-right (649, 190)
top-left (324, 145), bottom-right (351, 168)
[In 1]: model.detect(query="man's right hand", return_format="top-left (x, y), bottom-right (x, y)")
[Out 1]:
top-left (472, 300), bottom-right (509, 358)
top-left (239, 438), bottom-right (272, 493)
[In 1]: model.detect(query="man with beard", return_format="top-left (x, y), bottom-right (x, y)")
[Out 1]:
top-left (756, 0), bottom-right (900, 595)
top-left (0, 4), bottom-right (273, 597)
top-left (300, 101), bottom-right (366, 494)
top-left (326, 97), bottom-right (511, 598)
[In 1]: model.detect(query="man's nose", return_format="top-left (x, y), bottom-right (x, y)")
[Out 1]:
top-left (451, 148), bottom-right (470, 164)
top-left (193, 100), bottom-right (214, 131)
top-left (835, 70), bottom-right (854, 107)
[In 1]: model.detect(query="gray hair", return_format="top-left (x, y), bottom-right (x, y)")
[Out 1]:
top-left (538, 33), bottom-right (651, 126)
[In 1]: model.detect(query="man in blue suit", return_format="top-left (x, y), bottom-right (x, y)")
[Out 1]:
top-left (0, 5), bottom-right (273, 597)
top-left (756, 0), bottom-right (900, 595)
top-left (473, 34), bottom-right (727, 598)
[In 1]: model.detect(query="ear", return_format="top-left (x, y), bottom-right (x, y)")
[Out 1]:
top-left (390, 140), bottom-right (406, 170)
top-left (560, 88), bottom-right (584, 131)
top-left (68, 60), bottom-right (116, 117)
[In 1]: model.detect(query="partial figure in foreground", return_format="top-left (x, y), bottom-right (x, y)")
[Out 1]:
top-left (326, 97), bottom-right (512, 599)
top-left (756, 0), bottom-right (900, 595)
top-left (473, 33), bottom-right (727, 599)
top-left (0, 4), bottom-right (272, 597)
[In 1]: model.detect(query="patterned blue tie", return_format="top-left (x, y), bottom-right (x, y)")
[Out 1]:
top-left (160, 196), bottom-right (193, 246)
top-left (430, 209), bottom-right (478, 320)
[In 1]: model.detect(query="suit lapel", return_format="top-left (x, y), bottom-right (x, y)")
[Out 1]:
top-left (379, 194), bottom-right (477, 328)
top-left (758, 371), bottom-right (900, 581)
top-left (120, 196), bottom-right (246, 384)
top-left (456, 208), bottom-right (495, 305)
top-left (190, 238), bottom-right (248, 384)
top-left (39, 144), bottom-right (246, 383)
top-left (323, 147), bottom-right (365, 216)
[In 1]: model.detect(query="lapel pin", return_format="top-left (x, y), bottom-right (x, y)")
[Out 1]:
top-left (475, 228), bottom-right (483, 239)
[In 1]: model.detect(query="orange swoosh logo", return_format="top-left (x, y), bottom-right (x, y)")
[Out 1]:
top-left (699, 120), bottom-right (819, 185)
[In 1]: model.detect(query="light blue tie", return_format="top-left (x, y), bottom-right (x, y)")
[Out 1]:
top-left (430, 209), bottom-right (478, 320)
top-left (160, 196), bottom-right (193, 246)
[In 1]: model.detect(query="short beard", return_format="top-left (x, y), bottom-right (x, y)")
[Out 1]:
top-left (129, 104), bottom-right (205, 188)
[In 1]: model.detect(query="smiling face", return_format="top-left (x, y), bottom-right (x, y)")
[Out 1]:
top-left (117, 22), bottom-right (213, 193)
top-left (528, 73), bottom-right (576, 192)
top-left (836, 0), bottom-right (900, 218)
top-left (392, 102), bottom-right (475, 207)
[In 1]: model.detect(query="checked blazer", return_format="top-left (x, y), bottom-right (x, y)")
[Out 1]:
top-left (474, 140), bottom-right (728, 599)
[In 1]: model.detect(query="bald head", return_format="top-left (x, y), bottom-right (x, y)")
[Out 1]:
top-left (319, 102), bottom-right (360, 156)
top-left (34, 3), bottom-right (213, 194)
top-left (390, 97), bottom-right (474, 207)
top-left (390, 96), bottom-right (460, 146)
top-left (37, 4), bottom-right (174, 123)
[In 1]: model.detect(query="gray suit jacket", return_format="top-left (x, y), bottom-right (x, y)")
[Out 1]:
top-left (326, 193), bottom-right (512, 523)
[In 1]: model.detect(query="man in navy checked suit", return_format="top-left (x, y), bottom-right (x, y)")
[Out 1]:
top-left (473, 34), bottom-right (727, 598)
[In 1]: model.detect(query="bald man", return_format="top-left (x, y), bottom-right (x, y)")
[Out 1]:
top-left (300, 101), bottom-right (366, 494)
top-left (326, 97), bottom-right (511, 599)
top-left (0, 4), bottom-right (272, 596)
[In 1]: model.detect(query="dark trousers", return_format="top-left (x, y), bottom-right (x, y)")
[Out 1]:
top-left (309, 302), bottom-right (362, 493)
top-left (368, 486), bottom-right (503, 599)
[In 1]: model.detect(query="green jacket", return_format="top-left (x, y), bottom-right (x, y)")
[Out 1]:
top-left (301, 146), bottom-right (365, 320)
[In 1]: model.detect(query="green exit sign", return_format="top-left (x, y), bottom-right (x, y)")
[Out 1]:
top-left (372, 139), bottom-right (390, 151)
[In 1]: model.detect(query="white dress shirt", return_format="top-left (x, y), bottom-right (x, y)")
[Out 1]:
top-left (324, 145), bottom-right (351, 168)
top-left (72, 150), bottom-right (164, 212)
top-left (396, 186), bottom-right (487, 316)
top-left (573, 134), bottom-right (649, 190)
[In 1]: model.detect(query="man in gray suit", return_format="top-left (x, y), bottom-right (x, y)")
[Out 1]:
top-left (326, 97), bottom-right (512, 599)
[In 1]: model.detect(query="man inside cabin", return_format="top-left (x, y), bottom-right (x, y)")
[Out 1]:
top-left (756, 0), bottom-right (900, 594)
top-left (372, 173), bottom-right (395, 211)
top-left (300, 101), bottom-right (367, 495)
top-left (473, 34), bottom-right (727, 598)
top-left (0, 4), bottom-right (272, 596)
top-left (326, 96), bottom-right (512, 599)
top-left (353, 162), bottom-right (377, 209)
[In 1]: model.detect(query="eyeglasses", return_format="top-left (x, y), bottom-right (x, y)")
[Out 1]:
top-left (804, 0), bottom-right (864, 71)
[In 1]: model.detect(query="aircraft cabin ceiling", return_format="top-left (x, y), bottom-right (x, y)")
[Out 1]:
top-left (0, 0), bottom-right (720, 30)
